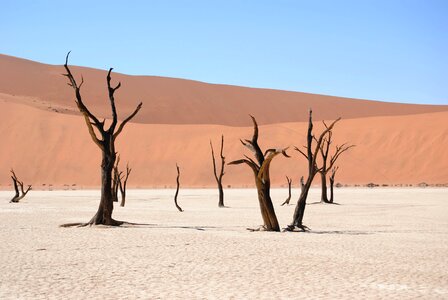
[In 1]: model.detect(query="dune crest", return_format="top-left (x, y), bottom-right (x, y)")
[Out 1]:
top-left (1, 54), bottom-right (447, 126)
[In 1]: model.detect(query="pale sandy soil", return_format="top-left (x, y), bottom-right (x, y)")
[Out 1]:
top-left (0, 188), bottom-right (447, 299)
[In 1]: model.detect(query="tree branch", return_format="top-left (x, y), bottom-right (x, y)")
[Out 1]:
top-left (113, 102), bottom-right (143, 140)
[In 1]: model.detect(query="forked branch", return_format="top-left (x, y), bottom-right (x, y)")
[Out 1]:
top-left (9, 169), bottom-right (31, 203)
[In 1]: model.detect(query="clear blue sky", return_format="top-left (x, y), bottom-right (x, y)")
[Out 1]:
top-left (2, 0), bottom-right (447, 104)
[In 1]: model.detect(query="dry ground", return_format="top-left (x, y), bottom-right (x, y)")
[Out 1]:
top-left (0, 188), bottom-right (447, 299)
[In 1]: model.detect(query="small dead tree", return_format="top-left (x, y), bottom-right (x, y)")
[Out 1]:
top-left (285, 110), bottom-right (340, 231)
top-left (61, 52), bottom-right (142, 226)
top-left (174, 163), bottom-right (183, 212)
top-left (329, 166), bottom-right (338, 203)
top-left (210, 135), bottom-right (226, 207)
top-left (281, 176), bottom-right (293, 206)
top-left (119, 163), bottom-right (131, 207)
top-left (112, 156), bottom-right (121, 203)
top-left (318, 131), bottom-right (354, 203)
top-left (9, 169), bottom-right (31, 203)
top-left (229, 115), bottom-right (289, 232)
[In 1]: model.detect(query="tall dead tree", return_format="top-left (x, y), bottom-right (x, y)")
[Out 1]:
top-left (9, 169), bottom-right (31, 203)
top-left (281, 176), bottom-right (292, 206)
top-left (329, 166), bottom-right (338, 204)
top-left (285, 110), bottom-right (340, 231)
top-left (62, 52), bottom-right (142, 226)
top-left (318, 131), bottom-right (354, 203)
top-left (229, 116), bottom-right (289, 232)
top-left (119, 163), bottom-right (131, 207)
top-left (174, 163), bottom-right (183, 212)
top-left (210, 135), bottom-right (226, 207)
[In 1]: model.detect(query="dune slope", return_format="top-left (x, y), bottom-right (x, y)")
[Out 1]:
top-left (1, 54), bottom-right (447, 126)
top-left (0, 98), bottom-right (446, 188)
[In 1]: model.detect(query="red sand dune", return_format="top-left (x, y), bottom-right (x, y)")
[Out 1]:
top-left (0, 99), bottom-right (447, 188)
top-left (0, 54), bottom-right (447, 188)
top-left (1, 53), bottom-right (447, 126)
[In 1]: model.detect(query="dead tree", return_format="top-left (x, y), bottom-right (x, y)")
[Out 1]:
top-left (112, 156), bottom-right (121, 202)
top-left (318, 131), bottom-right (354, 203)
top-left (329, 166), bottom-right (338, 204)
top-left (61, 52), bottom-right (142, 226)
top-left (229, 115), bottom-right (289, 232)
top-left (9, 169), bottom-right (31, 203)
top-left (281, 176), bottom-right (292, 206)
top-left (285, 110), bottom-right (340, 231)
top-left (210, 135), bottom-right (226, 207)
top-left (174, 164), bottom-right (183, 212)
top-left (119, 163), bottom-right (131, 207)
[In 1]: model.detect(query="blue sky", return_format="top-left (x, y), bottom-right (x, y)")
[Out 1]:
top-left (1, 0), bottom-right (447, 104)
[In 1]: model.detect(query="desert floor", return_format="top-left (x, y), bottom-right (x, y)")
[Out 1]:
top-left (0, 188), bottom-right (447, 299)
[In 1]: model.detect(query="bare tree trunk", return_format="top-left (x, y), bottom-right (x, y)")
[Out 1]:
top-left (255, 177), bottom-right (279, 231)
top-left (10, 177), bottom-right (20, 203)
top-left (89, 144), bottom-right (119, 225)
top-left (9, 169), bottom-right (31, 203)
top-left (119, 185), bottom-right (127, 207)
top-left (281, 176), bottom-right (292, 206)
top-left (217, 181), bottom-right (224, 207)
top-left (119, 163), bottom-right (131, 207)
top-left (329, 166), bottom-right (338, 204)
top-left (229, 116), bottom-right (289, 232)
top-left (329, 177), bottom-right (334, 204)
top-left (289, 176), bottom-right (314, 230)
top-left (112, 156), bottom-right (121, 203)
top-left (210, 135), bottom-right (226, 207)
top-left (174, 164), bottom-right (183, 212)
top-left (320, 171), bottom-right (329, 203)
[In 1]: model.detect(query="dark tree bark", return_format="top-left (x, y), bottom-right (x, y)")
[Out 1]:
top-left (9, 169), bottom-right (31, 203)
top-left (210, 135), bottom-right (226, 207)
top-left (281, 176), bottom-right (292, 206)
top-left (119, 163), bottom-right (131, 207)
top-left (329, 166), bottom-right (338, 203)
top-left (285, 110), bottom-right (340, 232)
top-left (61, 52), bottom-right (142, 227)
top-left (318, 128), bottom-right (354, 203)
top-left (229, 115), bottom-right (289, 232)
top-left (174, 164), bottom-right (183, 212)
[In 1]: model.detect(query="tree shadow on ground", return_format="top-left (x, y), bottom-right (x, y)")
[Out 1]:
top-left (308, 201), bottom-right (341, 205)
top-left (60, 221), bottom-right (217, 231)
top-left (305, 230), bottom-right (371, 235)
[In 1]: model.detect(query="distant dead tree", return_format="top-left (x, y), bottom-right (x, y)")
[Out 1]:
top-left (281, 176), bottom-right (292, 206)
top-left (285, 110), bottom-right (340, 231)
top-left (229, 116), bottom-right (289, 232)
top-left (119, 163), bottom-right (131, 207)
top-left (210, 135), bottom-right (226, 207)
top-left (112, 156), bottom-right (121, 203)
top-left (174, 163), bottom-right (183, 212)
top-left (61, 52), bottom-right (142, 226)
top-left (111, 155), bottom-right (132, 207)
top-left (329, 166), bottom-right (338, 204)
top-left (9, 169), bottom-right (31, 203)
top-left (281, 176), bottom-right (304, 206)
top-left (318, 130), bottom-right (354, 203)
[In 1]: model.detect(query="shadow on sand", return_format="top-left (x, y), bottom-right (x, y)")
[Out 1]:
top-left (304, 230), bottom-right (371, 235)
